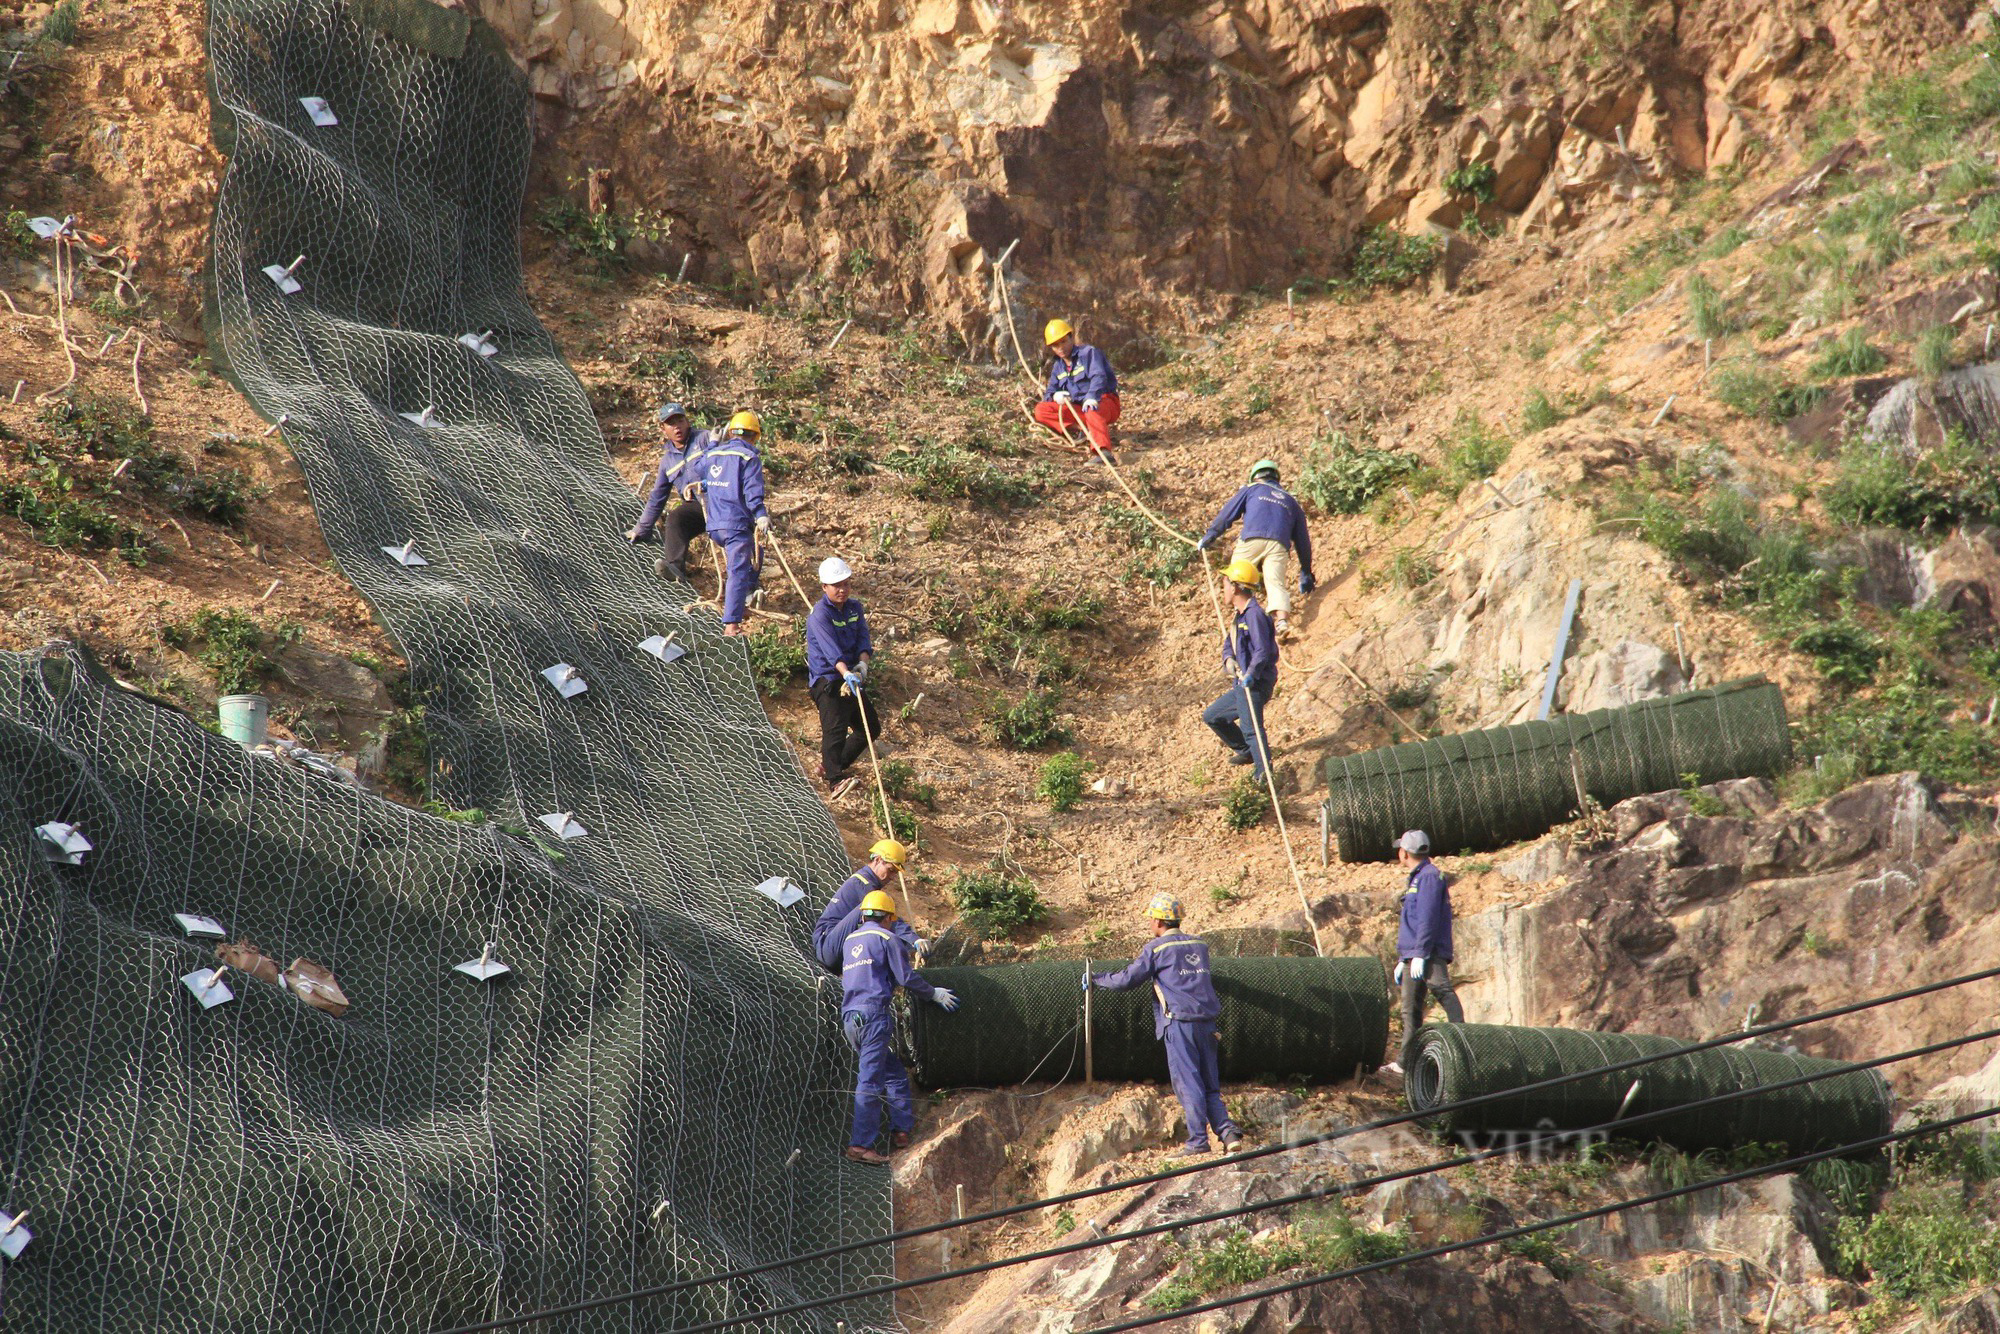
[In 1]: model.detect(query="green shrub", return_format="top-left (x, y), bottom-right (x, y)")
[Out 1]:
top-left (1337, 227), bottom-right (1443, 293)
top-left (378, 706), bottom-right (430, 799)
top-left (989, 687), bottom-right (1071, 749)
top-left (1222, 775), bottom-right (1270, 831)
top-left (950, 866), bottom-right (1048, 936)
top-left (1520, 388), bottom-right (1566, 434)
top-left (871, 794), bottom-right (920, 845)
top-left (1035, 751), bottom-right (1092, 813)
top-left (1295, 434), bottom-right (1422, 514)
top-left (745, 618), bottom-right (807, 695)
top-left (1836, 1172), bottom-right (2000, 1305)
top-left (880, 442), bottom-right (1037, 508)
top-left (39, 0), bottom-right (80, 44)
top-left (1686, 272), bottom-right (1730, 341)
top-left (0, 477), bottom-right (150, 561)
top-left (631, 347), bottom-right (702, 398)
top-left (1824, 432), bottom-right (2000, 535)
top-left (1099, 502), bottom-right (1198, 586)
top-left (1709, 360), bottom-right (1823, 424)
top-left (536, 197), bottom-right (674, 271)
top-left (1793, 617), bottom-right (1884, 687)
top-left (1145, 1215), bottom-right (1411, 1312)
top-left (1500, 1229), bottom-right (1584, 1279)
top-left (37, 393), bottom-right (263, 524)
top-left (4, 210), bottom-right (40, 259)
top-left (1915, 323), bottom-right (1958, 380)
top-left (1810, 328), bottom-right (1889, 380)
top-left (162, 607), bottom-right (302, 694)
top-left (1435, 410), bottom-right (1511, 497)
top-left (1442, 160), bottom-right (1498, 203)
top-left (877, 758), bottom-right (938, 808)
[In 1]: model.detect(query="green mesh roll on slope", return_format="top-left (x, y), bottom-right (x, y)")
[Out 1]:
top-left (1323, 677), bottom-right (1791, 863)
top-left (1406, 1023), bottom-right (1891, 1155)
top-left (0, 0), bottom-right (890, 1328)
top-left (901, 957), bottom-right (1390, 1089)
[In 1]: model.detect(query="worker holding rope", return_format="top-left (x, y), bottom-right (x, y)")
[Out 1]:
top-left (1030, 318), bottom-right (1119, 462)
top-left (1204, 558), bottom-right (1279, 782)
top-left (1198, 459), bottom-right (1317, 638)
top-left (624, 401), bottom-right (714, 581)
top-left (700, 410), bottom-right (770, 636)
top-left (805, 555), bottom-right (883, 798)
top-left (841, 890), bottom-right (957, 1165)
top-left (1085, 892), bottom-right (1243, 1158)
top-left (812, 838), bottom-right (916, 970)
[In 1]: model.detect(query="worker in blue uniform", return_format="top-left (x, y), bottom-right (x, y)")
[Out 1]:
top-left (1202, 558), bottom-right (1280, 782)
top-left (841, 891), bottom-right (958, 1165)
top-left (1085, 892), bottom-right (1242, 1157)
top-left (624, 401), bottom-right (715, 581)
top-left (1384, 829), bottom-right (1465, 1076)
top-left (1197, 459), bottom-right (1316, 636)
top-left (805, 554), bottom-right (883, 795)
top-left (700, 410), bottom-right (769, 636)
top-left (811, 838), bottom-right (917, 970)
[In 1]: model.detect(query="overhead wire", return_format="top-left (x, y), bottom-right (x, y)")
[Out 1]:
top-left (426, 961), bottom-right (2000, 1332)
top-left (430, 1017), bottom-right (2000, 1334)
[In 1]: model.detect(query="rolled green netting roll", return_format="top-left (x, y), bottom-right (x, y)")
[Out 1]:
top-left (1323, 677), bottom-right (1791, 863)
top-left (900, 956), bottom-right (1389, 1089)
top-left (1407, 1023), bottom-right (1892, 1155)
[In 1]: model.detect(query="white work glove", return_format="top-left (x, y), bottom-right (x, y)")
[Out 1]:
top-left (624, 528), bottom-right (642, 543)
top-left (1082, 397), bottom-right (1100, 412)
top-left (1412, 957), bottom-right (1427, 984)
top-left (1052, 391), bottom-right (1073, 406)
top-left (915, 937), bottom-right (931, 960)
top-left (932, 987), bottom-right (960, 1012)
top-left (1393, 960), bottom-right (1405, 986)
top-left (755, 514), bottom-right (771, 534)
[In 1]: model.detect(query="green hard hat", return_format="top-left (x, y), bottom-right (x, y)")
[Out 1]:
top-left (1248, 458), bottom-right (1281, 483)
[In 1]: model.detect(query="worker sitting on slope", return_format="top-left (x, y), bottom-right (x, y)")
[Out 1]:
top-left (1382, 829), bottom-right (1465, 1078)
top-left (699, 410), bottom-right (770, 636)
top-left (805, 555), bottom-right (883, 797)
top-left (624, 401), bottom-right (714, 581)
top-left (1203, 558), bottom-right (1279, 782)
top-left (1197, 459), bottom-right (1317, 637)
top-left (811, 838), bottom-right (917, 971)
top-left (1085, 892), bottom-right (1243, 1158)
top-left (1030, 319), bottom-right (1119, 463)
top-left (841, 890), bottom-right (957, 1165)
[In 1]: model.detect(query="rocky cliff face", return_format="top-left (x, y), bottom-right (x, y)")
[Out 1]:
top-left (466, 0), bottom-right (1975, 357)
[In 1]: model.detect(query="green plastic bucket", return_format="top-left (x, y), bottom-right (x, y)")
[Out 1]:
top-left (217, 693), bottom-right (268, 747)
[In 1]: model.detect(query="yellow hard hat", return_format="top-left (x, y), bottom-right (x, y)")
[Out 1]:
top-left (1224, 558), bottom-right (1262, 588)
top-left (1043, 318), bottom-right (1074, 346)
top-left (1146, 892), bottom-right (1183, 922)
top-left (860, 889), bottom-right (898, 918)
top-left (869, 838), bottom-right (908, 868)
top-left (726, 409), bottom-right (763, 437)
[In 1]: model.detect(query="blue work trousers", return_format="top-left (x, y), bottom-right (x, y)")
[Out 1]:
top-left (843, 1010), bottom-right (913, 1148)
top-left (715, 529), bottom-right (762, 624)
top-left (1203, 680), bottom-right (1273, 777)
top-left (1164, 1019), bottom-right (1237, 1151)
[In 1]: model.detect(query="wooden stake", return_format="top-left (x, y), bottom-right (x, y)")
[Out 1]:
top-left (1083, 960), bottom-right (1095, 1086)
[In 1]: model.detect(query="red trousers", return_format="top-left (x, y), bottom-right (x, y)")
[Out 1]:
top-left (1033, 392), bottom-right (1120, 453)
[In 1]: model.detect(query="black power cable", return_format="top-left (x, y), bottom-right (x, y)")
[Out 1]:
top-left (1082, 1101), bottom-right (2000, 1334)
top-left (431, 1013), bottom-right (2000, 1334)
top-left (433, 960), bottom-right (2000, 1334)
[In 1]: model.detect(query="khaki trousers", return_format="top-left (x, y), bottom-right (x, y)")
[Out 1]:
top-left (1231, 537), bottom-right (1292, 616)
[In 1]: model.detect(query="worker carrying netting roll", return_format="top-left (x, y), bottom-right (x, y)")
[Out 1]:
top-left (898, 954), bottom-right (1390, 1090)
top-left (1405, 1022), bottom-right (1892, 1155)
top-left (1323, 677), bottom-right (1791, 863)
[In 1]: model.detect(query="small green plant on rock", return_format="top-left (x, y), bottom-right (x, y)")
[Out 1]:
top-left (951, 866), bottom-right (1048, 937)
top-left (1035, 751), bottom-right (1092, 813)
top-left (161, 607), bottom-right (303, 695)
top-left (989, 687), bottom-right (1071, 749)
top-left (745, 618), bottom-right (807, 695)
top-left (1222, 775), bottom-right (1270, 831)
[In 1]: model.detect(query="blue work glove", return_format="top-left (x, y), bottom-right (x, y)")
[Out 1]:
top-left (932, 987), bottom-right (959, 1012)
top-left (1082, 397), bottom-right (1100, 413)
top-left (1299, 571), bottom-right (1316, 595)
top-left (1080, 971), bottom-right (1092, 992)
top-left (843, 671), bottom-right (864, 694)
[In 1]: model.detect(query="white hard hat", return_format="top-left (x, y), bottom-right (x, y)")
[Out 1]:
top-left (818, 556), bottom-right (854, 584)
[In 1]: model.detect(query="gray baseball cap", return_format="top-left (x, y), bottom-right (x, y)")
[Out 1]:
top-left (656, 401), bottom-right (688, 422)
top-left (1397, 830), bottom-right (1431, 855)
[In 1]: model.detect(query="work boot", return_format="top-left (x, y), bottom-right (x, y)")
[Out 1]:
top-left (830, 776), bottom-right (859, 800)
top-left (1220, 1131), bottom-right (1244, 1149)
top-left (655, 558), bottom-right (688, 582)
top-left (892, 1131), bottom-right (911, 1150)
top-left (1273, 615), bottom-right (1290, 637)
top-left (844, 1145), bottom-right (891, 1166)
top-left (1227, 750), bottom-right (1255, 766)
top-left (1170, 1143), bottom-right (1210, 1159)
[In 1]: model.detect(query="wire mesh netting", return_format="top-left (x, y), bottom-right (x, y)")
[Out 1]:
top-left (1323, 677), bottom-right (1792, 863)
top-left (1406, 1022), bottom-right (1892, 1155)
top-left (0, 0), bottom-right (893, 1325)
top-left (901, 957), bottom-right (1390, 1089)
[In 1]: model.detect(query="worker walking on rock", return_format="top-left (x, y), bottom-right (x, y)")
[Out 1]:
top-left (1086, 892), bottom-right (1242, 1157)
top-left (806, 555), bottom-right (882, 797)
top-left (1030, 319), bottom-right (1119, 462)
top-left (1203, 559), bottom-right (1279, 782)
top-left (1197, 459), bottom-right (1316, 637)
top-left (624, 401), bottom-right (714, 581)
top-left (812, 838), bottom-right (917, 970)
top-left (842, 890), bottom-right (957, 1165)
top-left (1384, 829), bottom-right (1465, 1077)
top-left (701, 410), bottom-right (770, 636)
